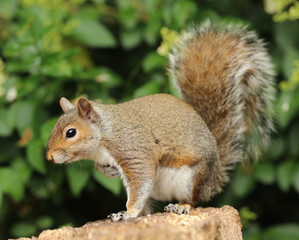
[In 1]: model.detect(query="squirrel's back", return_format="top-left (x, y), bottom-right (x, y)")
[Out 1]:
top-left (169, 20), bottom-right (275, 188)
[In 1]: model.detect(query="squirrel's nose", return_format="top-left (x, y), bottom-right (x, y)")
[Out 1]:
top-left (46, 150), bottom-right (55, 162)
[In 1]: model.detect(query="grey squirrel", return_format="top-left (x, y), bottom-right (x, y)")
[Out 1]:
top-left (46, 20), bottom-right (275, 221)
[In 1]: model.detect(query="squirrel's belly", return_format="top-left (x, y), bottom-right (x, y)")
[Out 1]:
top-left (150, 166), bottom-right (194, 202)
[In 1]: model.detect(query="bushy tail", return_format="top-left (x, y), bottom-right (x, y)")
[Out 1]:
top-left (169, 20), bottom-right (275, 185)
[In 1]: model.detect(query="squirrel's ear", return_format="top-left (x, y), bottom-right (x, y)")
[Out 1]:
top-left (60, 97), bottom-right (75, 113)
top-left (77, 98), bottom-right (99, 123)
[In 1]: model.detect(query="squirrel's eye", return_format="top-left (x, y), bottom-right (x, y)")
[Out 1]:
top-left (66, 128), bottom-right (77, 139)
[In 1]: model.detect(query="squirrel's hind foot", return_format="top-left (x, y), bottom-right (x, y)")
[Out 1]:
top-left (108, 211), bottom-right (133, 221)
top-left (164, 203), bottom-right (192, 215)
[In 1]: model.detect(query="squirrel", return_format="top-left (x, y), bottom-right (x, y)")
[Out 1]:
top-left (46, 20), bottom-right (275, 221)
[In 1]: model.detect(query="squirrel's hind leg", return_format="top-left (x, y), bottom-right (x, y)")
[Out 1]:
top-left (140, 197), bottom-right (155, 215)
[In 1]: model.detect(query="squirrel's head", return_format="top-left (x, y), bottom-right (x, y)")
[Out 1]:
top-left (46, 97), bottom-right (101, 164)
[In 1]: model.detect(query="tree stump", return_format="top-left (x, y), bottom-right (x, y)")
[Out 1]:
top-left (13, 205), bottom-right (242, 240)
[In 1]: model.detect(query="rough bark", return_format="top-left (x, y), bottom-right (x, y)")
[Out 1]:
top-left (13, 205), bottom-right (242, 240)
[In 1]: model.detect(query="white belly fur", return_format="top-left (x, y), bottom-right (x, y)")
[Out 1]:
top-left (150, 166), bottom-right (195, 202)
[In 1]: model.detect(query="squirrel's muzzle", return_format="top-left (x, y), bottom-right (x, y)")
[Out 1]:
top-left (46, 150), bottom-right (55, 162)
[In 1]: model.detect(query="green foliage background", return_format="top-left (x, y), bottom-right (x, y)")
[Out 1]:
top-left (0, 0), bottom-right (299, 239)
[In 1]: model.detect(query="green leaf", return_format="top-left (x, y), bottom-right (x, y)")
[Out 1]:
top-left (0, 109), bottom-right (13, 137)
top-left (173, 0), bottom-right (197, 27)
top-left (41, 117), bottom-right (59, 147)
top-left (118, 7), bottom-right (138, 29)
top-left (197, 9), bottom-right (221, 23)
top-left (91, 0), bottom-right (105, 3)
top-left (288, 124), bottom-right (299, 157)
top-left (143, 16), bottom-right (161, 46)
top-left (10, 221), bottom-right (37, 238)
top-left (93, 168), bottom-right (122, 196)
top-left (239, 206), bottom-right (257, 227)
top-left (276, 88), bottom-right (299, 129)
top-left (120, 29), bottom-right (142, 49)
top-left (0, 187), bottom-right (3, 208)
top-left (0, 0), bottom-right (18, 20)
top-left (0, 167), bottom-right (24, 202)
top-left (266, 137), bottom-right (286, 161)
top-left (41, 58), bottom-right (72, 78)
top-left (26, 139), bottom-right (46, 174)
top-left (142, 52), bottom-right (166, 73)
top-left (40, 50), bottom-right (80, 78)
top-left (23, 6), bottom-right (50, 39)
top-left (36, 215), bottom-right (54, 230)
top-left (133, 77), bottom-right (162, 98)
top-left (66, 166), bottom-right (90, 197)
top-left (70, 19), bottom-right (116, 48)
top-left (7, 102), bottom-right (21, 130)
top-left (255, 162), bottom-right (275, 184)
top-left (274, 22), bottom-right (299, 52)
top-left (84, 67), bottom-right (122, 88)
top-left (261, 224), bottom-right (299, 240)
top-left (277, 160), bottom-right (296, 192)
top-left (292, 164), bottom-right (299, 193)
top-left (73, 6), bottom-right (99, 20)
top-left (3, 40), bottom-right (24, 58)
top-left (16, 101), bottom-right (35, 132)
top-left (232, 173), bottom-right (256, 198)
top-left (282, 47), bottom-right (299, 79)
top-left (11, 157), bottom-right (32, 184)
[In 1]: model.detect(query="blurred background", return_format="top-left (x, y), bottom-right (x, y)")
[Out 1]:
top-left (0, 0), bottom-right (299, 239)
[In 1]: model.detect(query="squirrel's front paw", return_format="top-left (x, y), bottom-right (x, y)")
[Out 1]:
top-left (95, 164), bottom-right (120, 178)
top-left (164, 203), bottom-right (192, 215)
top-left (108, 211), bottom-right (132, 221)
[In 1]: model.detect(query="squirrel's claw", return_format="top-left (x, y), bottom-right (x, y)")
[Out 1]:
top-left (164, 203), bottom-right (192, 215)
top-left (108, 211), bottom-right (132, 221)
